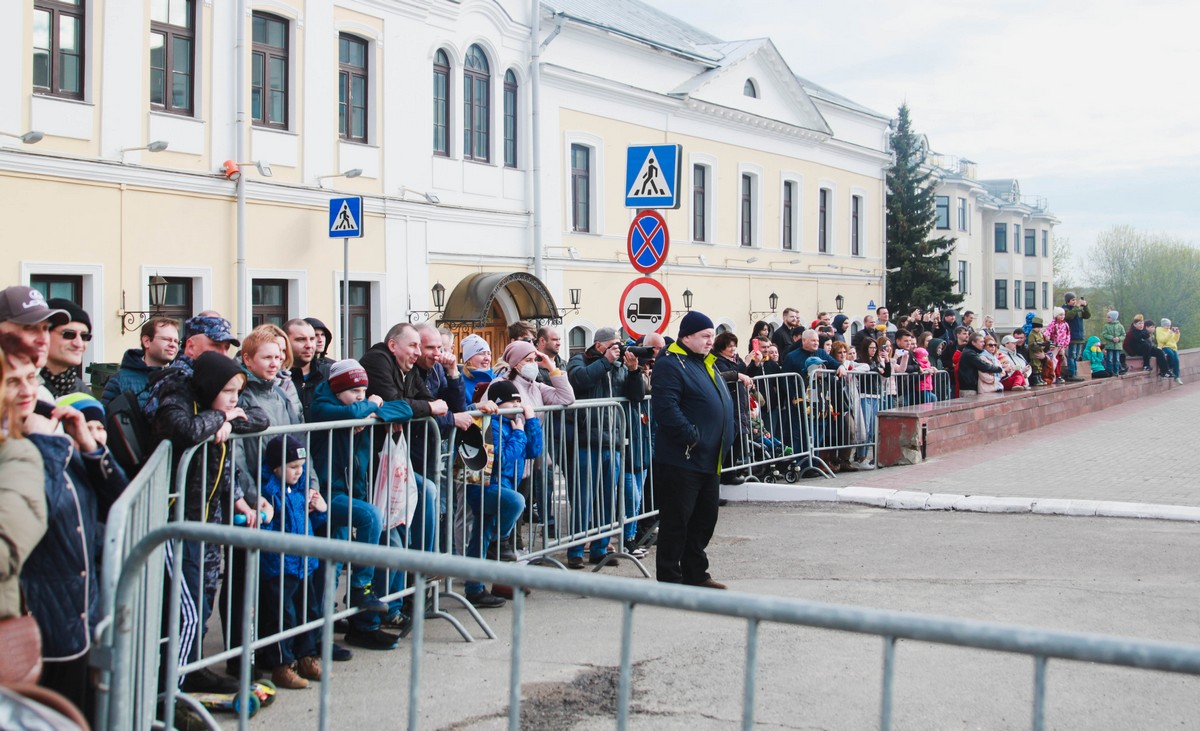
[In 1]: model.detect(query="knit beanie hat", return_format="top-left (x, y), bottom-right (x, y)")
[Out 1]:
top-left (678, 311), bottom-right (715, 338)
top-left (1053, 307), bottom-right (1065, 317)
top-left (192, 351), bottom-right (246, 407)
top-left (57, 392), bottom-right (104, 423)
top-left (594, 326), bottom-right (618, 343)
top-left (1108, 310), bottom-right (1119, 321)
top-left (265, 434), bottom-right (307, 471)
top-left (1064, 292), bottom-right (1077, 304)
top-left (502, 340), bottom-right (537, 370)
top-left (329, 358), bottom-right (368, 393)
top-left (47, 298), bottom-right (91, 330)
top-left (461, 334), bottom-right (490, 363)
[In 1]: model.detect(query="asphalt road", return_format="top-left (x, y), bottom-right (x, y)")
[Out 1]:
top-left (231, 502), bottom-right (1200, 730)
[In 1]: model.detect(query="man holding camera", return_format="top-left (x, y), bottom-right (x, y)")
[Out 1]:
top-left (1062, 292), bottom-right (1090, 382)
top-left (564, 327), bottom-right (645, 568)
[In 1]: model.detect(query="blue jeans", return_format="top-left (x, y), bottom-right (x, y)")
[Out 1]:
top-left (1104, 349), bottom-right (1122, 374)
top-left (1164, 348), bottom-right (1180, 376)
top-left (623, 471), bottom-right (646, 543)
top-left (327, 493), bottom-right (381, 593)
top-left (922, 390), bottom-right (938, 403)
top-left (855, 397), bottom-right (880, 461)
top-left (464, 483), bottom-right (525, 595)
top-left (566, 447), bottom-right (618, 560)
top-left (363, 475), bottom-right (439, 625)
top-left (1067, 342), bottom-right (1084, 377)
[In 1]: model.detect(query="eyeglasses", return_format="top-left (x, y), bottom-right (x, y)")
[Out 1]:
top-left (59, 329), bottom-right (93, 342)
top-left (154, 336), bottom-right (181, 345)
top-left (985, 343), bottom-right (998, 348)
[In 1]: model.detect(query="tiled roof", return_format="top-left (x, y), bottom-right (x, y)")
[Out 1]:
top-left (795, 75), bottom-right (887, 119)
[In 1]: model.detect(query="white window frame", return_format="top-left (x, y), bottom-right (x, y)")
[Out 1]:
top-left (20, 261), bottom-right (105, 370)
top-left (246, 267), bottom-right (308, 334)
top-left (737, 163), bottom-right (763, 249)
top-left (330, 270), bottom-right (384, 359)
top-left (689, 152), bottom-right (718, 245)
top-left (563, 131), bottom-right (604, 236)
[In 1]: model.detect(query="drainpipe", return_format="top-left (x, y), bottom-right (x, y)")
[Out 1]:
top-left (235, 0), bottom-right (248, 338)
top-left (530, 0), bottom-right (543, 281)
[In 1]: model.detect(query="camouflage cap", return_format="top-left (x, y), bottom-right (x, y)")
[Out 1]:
top-left (184, 315), bottom-right (240, 346)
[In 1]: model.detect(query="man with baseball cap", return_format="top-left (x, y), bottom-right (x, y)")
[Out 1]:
top-left (143, 312), bottom-right (239, 418)
top-left (0, 285), bottom-right (70, 370)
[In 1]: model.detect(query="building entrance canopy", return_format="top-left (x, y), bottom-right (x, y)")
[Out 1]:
top-left (441, 272), bottom-right (561, 326)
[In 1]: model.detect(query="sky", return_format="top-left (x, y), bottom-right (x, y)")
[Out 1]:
top-left (640, 0), bottom-right (1200, 276)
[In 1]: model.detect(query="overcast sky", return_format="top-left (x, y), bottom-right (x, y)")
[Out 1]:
top-left (642, 0), bottom-right (1200, 274)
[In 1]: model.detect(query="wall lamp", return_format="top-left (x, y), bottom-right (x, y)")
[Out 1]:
top-left (546, 246), bottom-right (581, 260)
top-left (558, 288), bottom-right (582, 317)
top-left (121, 140), bottom-right (170, 155)
top-left (835, 293), bottom-right (845, 312)
top-left (0, 130), bottom-right (44, 145)
top-left (221, 160), bottom-right (273, 181)
top-left (677, 255), bottom-right (708, 267)
top-left (726, 256), bottom-right (759, 266)
top-left (407, 282), bottom-right (447, 323)
top-left (119, 274), bottom-right (170, 334)
top-left (317, 168), bottom-right (362, 188)
top-left (682, 289), bottom-right (694, 312)
top-left (768, 258), bottom-right (802, 269)
top-left (398, 186), bottom-right (441, 204)
top-left (750, 292), bottom-right (780, 319)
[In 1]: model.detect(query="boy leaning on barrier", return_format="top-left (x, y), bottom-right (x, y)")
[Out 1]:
top-left (307, 358), bottom-right (413, 650)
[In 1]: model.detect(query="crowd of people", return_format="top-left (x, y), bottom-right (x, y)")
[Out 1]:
top-left (0, 281), bottom-right (1187, 726)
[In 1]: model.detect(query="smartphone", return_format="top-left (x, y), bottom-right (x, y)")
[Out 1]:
top-left (34, 400), bottom-right (56, 418)
top-left (751, 339), bottom-right (761, 353)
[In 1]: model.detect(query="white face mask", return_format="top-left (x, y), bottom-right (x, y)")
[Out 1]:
top-left (519, 362), bottom-right (540, 381)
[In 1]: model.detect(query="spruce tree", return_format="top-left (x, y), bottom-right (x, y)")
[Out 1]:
top-left (885, 104), bottom-right (962, 317)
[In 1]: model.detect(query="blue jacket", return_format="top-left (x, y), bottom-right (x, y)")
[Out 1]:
top-left (22, 434), bottom-right (127, 660)
top-left (259, 469), bottom-right (323, 579)
top-left (649, 342), bottom-right (734, 475)
top-left (490, 414), bottom-right (543, 491)
top-left (782, 345), bottom-right (839, 382)
top-left (100, 348), bottom-right (162, 408)
top-left (307, 380), bottom-right (412, 502)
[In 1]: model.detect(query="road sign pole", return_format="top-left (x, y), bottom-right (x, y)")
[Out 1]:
top-left (343, 240), bottom-right (350, 359)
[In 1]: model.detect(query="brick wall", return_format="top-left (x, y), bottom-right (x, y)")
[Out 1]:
top-left (876, 349), bottom-right (1198, 466)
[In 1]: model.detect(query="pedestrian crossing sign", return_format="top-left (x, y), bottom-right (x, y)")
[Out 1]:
top-left (625, 144), bottom-right (681, 209)
top-left (328, 196), bottom-right (363, 238)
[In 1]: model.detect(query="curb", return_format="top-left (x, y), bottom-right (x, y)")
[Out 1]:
top-left (720, 483), bottom-right (1200, 523)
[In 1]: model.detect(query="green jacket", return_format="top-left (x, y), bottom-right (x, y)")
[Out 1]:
top-left (1101, 321), bottom-right (1125, 351)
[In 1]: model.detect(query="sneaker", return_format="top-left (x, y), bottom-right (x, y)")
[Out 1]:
top-left (180, 667), bottom-right (239, 694)
top-left (349, 585), bottom-right (388, 614)
top-left (566, 556), bottom-right (585, 570)
top-left (296, 656), bottom-right (322, 681)
top-left (343, 627), bottom-right (400, 650)
top-left (381, 611), bottom-right (413, 637)
top-left (466, 590), bottom-right (506, 608)
top-left (271, 664), bottom-right (309, 690)
top-left (840, 461), bottom-right (860, 472)
top-left (332, 644), bottom-right (353, 662)
top-left (624, 542), bottom-right (649, 558)
top-left (853, 460), bottom-right (875, 471)
top-left (1054, 377), bottom-right (1066, 385)
top-left (1176, 376), bottom-right (1183, 385)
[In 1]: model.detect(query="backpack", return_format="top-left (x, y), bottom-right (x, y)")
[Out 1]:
top-left (106, 390), bottom-right (157, 475)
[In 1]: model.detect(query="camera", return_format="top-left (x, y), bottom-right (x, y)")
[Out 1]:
top-left (617, 344), bottom-right (657, 365)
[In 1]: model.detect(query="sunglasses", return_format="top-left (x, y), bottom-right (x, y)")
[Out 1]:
top-left (985, 343), bottom-right (998, 348)
top-left (59, 329), bottom-right (93, 342)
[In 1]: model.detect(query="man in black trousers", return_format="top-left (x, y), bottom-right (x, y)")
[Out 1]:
top-left (650, 311), bottom-right (735, 589)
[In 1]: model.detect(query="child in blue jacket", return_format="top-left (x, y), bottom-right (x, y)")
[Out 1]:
top-left (463, 380), bottom-right (540, 607)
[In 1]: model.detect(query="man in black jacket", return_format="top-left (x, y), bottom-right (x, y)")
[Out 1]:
top-left (650, 311), bottom-right (734, 589)
top-left (770, 307), bottom-right (801, 355)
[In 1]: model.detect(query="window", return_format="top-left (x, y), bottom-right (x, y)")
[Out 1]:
top-left (338, 34), bottom-right (368, 142)
top-left (1014, 279), bottom-right (1022, 309)
top-left (693, 164), bottom-right (707, 243)
top-left (433, 49), bottom-right (450, 155)
top-left (568, 326), bottom-right (588, 358)
top-left (30, 274), bottom-right (82, 305)
top-left (33, 0), bottom-right (85, 99)
top-left (957, 197), bottom-right (968, 231)
top-left (994, 222), bottom-right (1007, 253)
top-left (503, 70), bottom-right (517, 168)
top-left (743, 79), bottom-right (757, 98)
top-left (1025, 229), bottom-right (1036, 257)
top-left (338, 281), bottom-right (371, 360)
top-left (1013, 224), bottom-right (1021, 252)
top-left (570, 144), bottom-right (590, 233)
top-left (1042, 282), bottom-right (1049, 309)
top-left (1042, 230), bottom-right (1048, 257)
top-left (851, 194), bottom-right (862, 256)
top-left (995, 279), bottom-right (1008, 309)
top-left (463, 44), bottom-right (489, 162)
top-left (935, 195), bottom-right (950, 229)
top-left (740, 174), bottom-right (753, 246)
top-left (957, 261), bottom-right (968, 295)
top-left (150, 0), bottom-right (194, 114)
top-left (1025, 281), bottom-right (1037, 310)
top-left (159, 276), bottom-right (194, 323)
top-left (251, 13), bottom-right (288, 128)
top-left (818, 188), bottom-right (829, 253)
top-left (251, 279), bottom-right (288, 328)
top-left (782, 181), bottom-right (795, 250)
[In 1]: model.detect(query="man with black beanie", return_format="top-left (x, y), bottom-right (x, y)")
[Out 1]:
top-left (650, 310), bottom-right (734, 589)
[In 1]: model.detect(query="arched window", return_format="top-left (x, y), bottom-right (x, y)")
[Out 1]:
top-left (568, 326), bottom-right (588, 357)
top-left (433, 49), bottom-right (449, 155)
top-left (503, 69), bottom-right (517, 168)
top-left (463, 44), bottom-right (490, 162)
top-left (743, 78), bottom-right (757, 98)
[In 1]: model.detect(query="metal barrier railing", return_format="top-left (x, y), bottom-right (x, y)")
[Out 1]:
top-left (880, 370), bottom-right (954, 409)
top-left (807, 370), bottom-right (882, 473)
top-left (97, 522), bottom-right (1200, 731)
top-left (725, 371), bottom-right (815, 482)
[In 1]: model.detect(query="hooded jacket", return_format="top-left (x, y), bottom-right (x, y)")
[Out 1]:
top-left (831, 314), bottom-right (850, 343)
top-left (1063, 302), bottom-right (1091, 342)
top-left (21, 433), bottom-right (127, 660)
top-left (306, 380), bottom-right (412, 502)
top-left (489, 413), bottom-right (543, 492)
top-left (1100, 320), bottom-right (1126, 351)
top-left (650, 342), bottom-right (735, 475)
top-left (1084, 336), bottom-right (1107, 373)
top-left (258, 464), bottom-right (323, 579)
top-left (565, 345), bottom-right (645, 449)
top-left (101, 348), bottom-right (164, 408)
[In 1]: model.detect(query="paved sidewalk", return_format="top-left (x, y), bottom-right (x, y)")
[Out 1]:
top-left (812, 380), bottom-right (1199, 507)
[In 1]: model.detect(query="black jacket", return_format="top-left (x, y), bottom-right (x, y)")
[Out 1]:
top-left (956, 344), bottom-right (1003, 393)
top-left (771, 324), bottom-right (798, 355)
top-left (650, 342), bottom-right (734, 475)
top-left (22, 434), bottom-right (127, 660)
top-left (291, 358), bottom-right (331, 413)
top-left (566, 346), bottom-right (645, 449)
top-left (360, 341), bottom-right (445, 475)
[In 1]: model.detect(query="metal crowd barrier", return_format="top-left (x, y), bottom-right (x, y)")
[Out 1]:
top-left (97, 522), bottom-right (1200, 731)
top-left (807, 370), bottom-right (882, 473)
top-left (724, 371), bottom-right (816, 483)
top-left (880, 370), bottom-right (954, 409)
